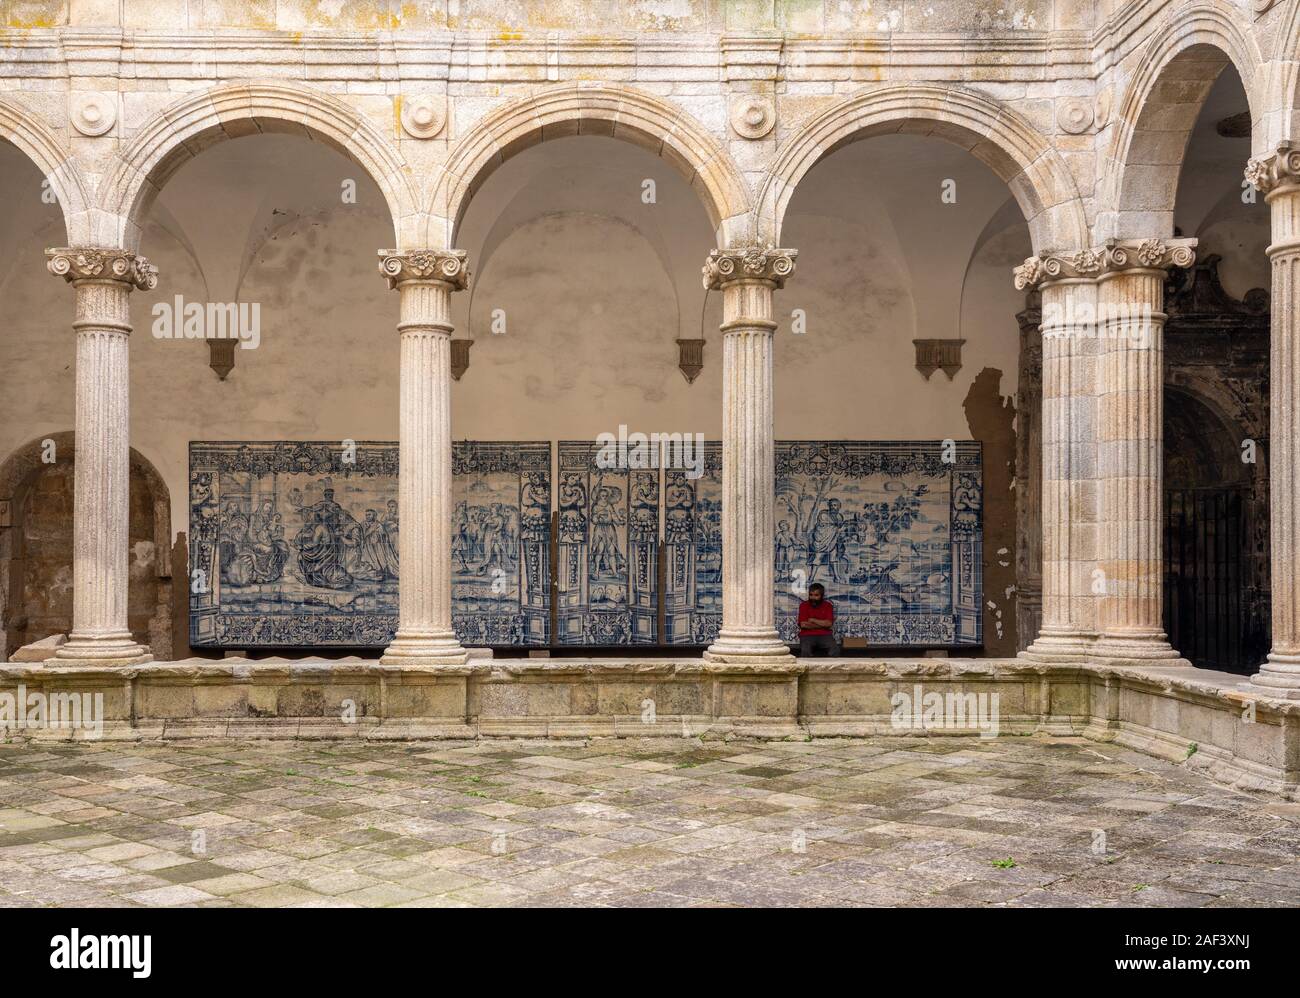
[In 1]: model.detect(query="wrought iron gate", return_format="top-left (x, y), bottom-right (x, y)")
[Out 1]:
top-left (1163, 487), bottom-right (1259, 673)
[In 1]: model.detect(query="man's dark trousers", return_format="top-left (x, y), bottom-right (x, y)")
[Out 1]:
top-left (800, 634), bottom-right (838, 657)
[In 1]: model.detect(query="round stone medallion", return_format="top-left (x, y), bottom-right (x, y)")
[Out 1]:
top-left (70, 92), bottom-right (117, 137)
top-left (1056, 97), bottom-right (1094, 135)
top-left (400, 95), bottom-right (447, 139)
top-left (730, 96), bottom-right (775, 140)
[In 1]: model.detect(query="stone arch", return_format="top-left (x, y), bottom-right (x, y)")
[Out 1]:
top-left (432, 84), bottom-right (753, 249)
top-left (1163, 381), bottom-right (1253, 489)
top-left (1100, 0), bottom-right (1265, 240)
top-left (102, 82), bottom-right (418, 252)
top-left (0, 96), bottom-right (92, 245)
top-left (0, 433), bottom-right (173, 661)
top-left (757, 83), bottom-right (1089, 255)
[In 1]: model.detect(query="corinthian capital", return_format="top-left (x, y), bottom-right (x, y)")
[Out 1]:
top-left (46, 248), bottom-right (158, 291)
top-left (1245, 141), bottom-right (1300, 195)
top-left (1013, 238), bottom-right (1196, 290)
top-left (702, 245), bottom-right (797, 290)
top-left (378, 249), bottom-right (469, 290)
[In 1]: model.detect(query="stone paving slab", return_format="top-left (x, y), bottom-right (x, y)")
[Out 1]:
top-left (0, 735), bottom-right (1296, 908)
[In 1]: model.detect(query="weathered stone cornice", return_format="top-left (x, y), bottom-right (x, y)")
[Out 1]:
top-left (702, 246), bottom-right (796, 290)
top-left (1013, 239), bottom-right (1196, 291)
top-left (46, 248), bottom-right (157, 290)
top-left (1245, 141), bottom-right (1300, 196)
top-left (0, 28), bottom-right (1093, 84)
top-left (378, 249), bottom-right (469, 290)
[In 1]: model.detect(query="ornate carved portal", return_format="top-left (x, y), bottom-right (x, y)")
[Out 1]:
top-left (1162, 256), bottom-right (1270, 672)
top-left (1014, 294), bottom-right (1042, 653)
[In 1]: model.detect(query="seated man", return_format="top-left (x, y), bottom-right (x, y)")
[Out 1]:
top-left (797, 583), bottom-right (838, 657)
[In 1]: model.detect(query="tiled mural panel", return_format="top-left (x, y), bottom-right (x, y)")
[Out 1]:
top-left (658, 441), bottom-right (982, 647)
top-left (773, 441), bottom-right (983, 647)
top-left (452, 442), bottom-right (552, 646)
top-left (662, 442), bottom-right (722, 645)
top-left (190, 439), bottom-right (980, 650)
top-left (555, 441), bottom-right (659, 645)
top-left (189, 441), bottom-right (551, 648)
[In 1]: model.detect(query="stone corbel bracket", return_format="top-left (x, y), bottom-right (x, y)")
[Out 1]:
top-left (451, 339), bottom-right (473, 380)
top-left (913, 338), bottom-right (965, 380)
top-left (676, 338), bottom-right (705, 383)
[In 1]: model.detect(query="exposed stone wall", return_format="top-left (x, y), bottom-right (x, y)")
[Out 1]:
top-left (0, 449), bottom-right (167, 661)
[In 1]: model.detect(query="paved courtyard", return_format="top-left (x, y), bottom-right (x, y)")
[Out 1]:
top-left (0, 735), bottom-right (1297, 908)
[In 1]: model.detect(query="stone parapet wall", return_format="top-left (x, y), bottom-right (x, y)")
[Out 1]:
top-left (1, 656), bottom-right (1295, 798)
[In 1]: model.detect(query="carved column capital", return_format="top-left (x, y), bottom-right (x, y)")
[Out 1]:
top-left (46, 247), bottom-right (158, 291)
top-left (378, 249), bottom-right (469, 290)
top-left (1014, 239), bottom-right (1196, 290)
top-left (1245, 141), bottom-right (1300, 196)
top-left (702, 245), bottom-right (796, 290)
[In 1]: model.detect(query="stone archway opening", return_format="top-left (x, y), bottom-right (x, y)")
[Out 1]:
top-left (0, 433), bottom-right (173, 662)
top-left (435, 84), bottom-right (752, 251)
top-left (1103, 2), bottom-right (1264, 243)
top-left (764, 128), bottom-right (1035, 657)
top-left (445, 130), bottom-right (726, 652)
top-left (1155, 50), bottom-right (1272, 673)
top-left (1162, 387), bottom-right (1266, 673)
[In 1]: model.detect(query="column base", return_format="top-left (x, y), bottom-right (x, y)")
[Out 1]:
top-left (703, 630), bottom-right (796, 666)
top-left (1093, 630), bottom-right (1182, 663)
top-left (380, 631), bottom-right (470, 667)
top-left (1021, 629), bottom-right (1093, 663)
top-left (1246, 652), bottom-right (1300, 699)
top-left (50, 631), bottom-right (152, 667)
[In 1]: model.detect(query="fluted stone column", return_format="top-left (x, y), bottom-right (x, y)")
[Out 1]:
top-left (702, 246), bottom-right (797, 665)
top-left (378, 250), bottom-right (470, 666)
top-left (1014, 254), bottom-right (1101, 661)
top-left (1246, 143), bottom-right (1300, 696)
top-left (46, 248), bottom-right (157, 666)
top-left (1093, 239), bottom-right (1193, 661)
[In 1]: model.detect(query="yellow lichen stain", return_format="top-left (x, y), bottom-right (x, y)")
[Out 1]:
top-left (498, 31), bottom-right (524, 42)
top-left (392, 94), bottom-right (403, 139)
top-left (6, 0), bottom-right (62, 29)
top-left (6, 16), bottom-right (58, 29)
top-left (394, 3), bottom-right (423, 28)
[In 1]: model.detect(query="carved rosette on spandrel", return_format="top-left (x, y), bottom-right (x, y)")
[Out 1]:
top-left (377, 250), bottom-right (472, 667)
top-left (701, 246), bottom-right (799, 666)
top-left (1244, 143), bottom-right (1300, 696)
top-left (46, 248), bottom-right (159, 666)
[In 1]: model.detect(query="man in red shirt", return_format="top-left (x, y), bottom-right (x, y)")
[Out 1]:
top-left (797, 583), bottom-right (837, 657)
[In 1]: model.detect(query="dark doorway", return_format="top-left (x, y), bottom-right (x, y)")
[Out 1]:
top-left (1163, 388), bottom-right (1267, 673)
